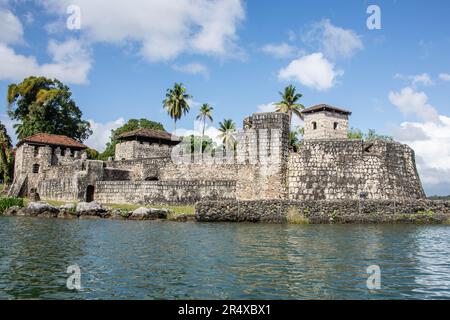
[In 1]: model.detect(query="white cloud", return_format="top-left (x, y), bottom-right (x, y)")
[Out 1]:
top-left (0, 39), bottom-right (92, 84)
top-left (395, 73), bottom-right (433, 87)
top-left (172, 63), bottom-right (209, 77)
top-left (393, 116), bottom-right (450, 188)
top-left (278, 52), bottom-right (343, 91)
top-left (388, 87), bottom-right (440, 122)
top-left (40, 0), bottom-right (245, 62)
top-left (0, 8), bottom-right (23, 44)
top-left (174, 121), bottom-right (222, 145)
top-left (439, 73), bottom-right (450, 81)
top-left (303, 19), bottom-right (363, 59)
top-left (85, 118), bottom-right (125, 152)
top-left (257, 102), bottom-right (276, 113)
top-left (261, 43), bottom-right (297, 59)
top-left (256, 102), bottom-right (303, 127)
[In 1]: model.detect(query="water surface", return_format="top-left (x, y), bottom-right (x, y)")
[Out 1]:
top-left (1, 217), bottom-right (450, 299)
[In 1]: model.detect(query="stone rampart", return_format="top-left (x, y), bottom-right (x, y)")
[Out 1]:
top-left (195, 199), bottom-right (450, 223)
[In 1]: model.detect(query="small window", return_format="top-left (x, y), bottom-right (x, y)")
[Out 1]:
top-left (32, 164), bottom-right (40, 174)
top-left (60, 149), bottom-right (65, 156)
top-left (334, 122), bottom-right (338, 130)
top-left (70, 149), bottom-right (75, 157)
top-left (33, 146), bottom-right (39, 157)
top-left (312, 122), bottom-right (317, 130)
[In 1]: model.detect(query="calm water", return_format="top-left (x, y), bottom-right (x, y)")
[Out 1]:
top-left (1, 217), bottom-right (450, 299)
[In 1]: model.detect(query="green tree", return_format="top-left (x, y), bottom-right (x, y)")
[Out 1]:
top-left (86, 148), bottom-right (99, 160)
top-left (218, 119), bottom-right (237, 150)
top-left (196, 104), bottom-right (214, 140)
top-left (275, 84), bottom-right (305, 128)
top-left (289, 126), bottom-right (304, 152)
top-left (365, 129), bottom-right (394, 142)
top-left (163, 83), bottom-right (192, 132)
top-left (183, 134), bottom-right (215, 154)
top-left (0, 122), bottom-right (13, 185)
top-left (7, 76), bottom-right (92, 141)
top-left (348, 127), bottom-right (393, 142)
top-left (348, 127), bottom-right (364, 139)
top-left (99, 118), bottom-right (165, 160)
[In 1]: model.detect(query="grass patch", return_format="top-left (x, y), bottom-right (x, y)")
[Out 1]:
top-left (287, 206), bottom-right (310, 224)
top-left (0, 197), bottom-right (25, 214)
top-left (103, 203), bottom-right (195, 215)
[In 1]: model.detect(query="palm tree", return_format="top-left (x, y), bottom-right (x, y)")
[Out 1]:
top-left (275, 84), bottom-right (305, 128)
top-left (0, 122), bottom-right (13, 185)
top-left (218, 119), bottom-right (236, 150)
top-left (163, 83), bottom-right (192, 132)
top-left (196, 103), bottom-right (214, 144)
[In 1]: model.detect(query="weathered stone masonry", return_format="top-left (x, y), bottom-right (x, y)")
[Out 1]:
top-left (9, 104), bottom-right (426, 208)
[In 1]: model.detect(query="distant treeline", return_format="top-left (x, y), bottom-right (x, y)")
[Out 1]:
top-left (428, 195), bottom-right (450, 200)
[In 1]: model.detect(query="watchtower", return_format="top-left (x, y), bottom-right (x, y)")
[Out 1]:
top-left (301, 104), bottom-right (351, 140)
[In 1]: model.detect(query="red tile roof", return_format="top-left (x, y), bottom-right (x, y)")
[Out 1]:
top-left (116, 128), bottom-right (181, 142)
top-left (17, 133), bottom-right (87, 149)
top-left (301, 104), bottom-right (352, 115)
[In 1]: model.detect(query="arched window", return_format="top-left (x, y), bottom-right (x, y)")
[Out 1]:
top-left (334, 122), bottom-right (338, 130)
top-left (32, 164), bottom-right (40, 174)
top-left (312, 122), bottom-right (317, 130)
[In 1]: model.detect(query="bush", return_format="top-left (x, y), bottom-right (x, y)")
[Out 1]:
top-left (0, 197), bottom-right (24, 214)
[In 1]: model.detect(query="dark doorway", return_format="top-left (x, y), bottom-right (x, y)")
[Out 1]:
top-left (86, 185), bottom-right (95, 202)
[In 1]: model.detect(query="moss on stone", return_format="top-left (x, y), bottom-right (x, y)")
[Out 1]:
top-left (287, 206), bottom-right (310, 224)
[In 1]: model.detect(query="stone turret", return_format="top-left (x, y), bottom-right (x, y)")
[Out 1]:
top-left (302, 104), bottom-right (351, 140)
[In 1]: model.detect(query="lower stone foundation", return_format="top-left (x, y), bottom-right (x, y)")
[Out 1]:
top-left (195, 199), bottom-right (450, 224)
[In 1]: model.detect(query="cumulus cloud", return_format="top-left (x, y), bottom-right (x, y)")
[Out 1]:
top-left (172, 63), bottom-right (209, 77)
top-left (174, 121), bottom-right (222, 145)
top-left (256, 102), bottom-right (303, 127)
top-left (278, 52), bottom-right (343, 91)
top-left (393, 116), bottom-right (450, 190)
top-left (0, 39), bottom-right (92, 84)
top-left (439, 73), bottom-right (450, 81)
top-left (84, 118), bottom-right (125, 152)
top-left (0, 8), bottom-right (23, 44)
top-left (395, 73), bottom-right (434, 87)
top-left (40, 0), bottom-right (245, 62)
top-left (303, 19), bottom-right (363, 59)
top-left (257, 102), bottom-right (276, 113)
top-left (388, 87), bottom-right (440, 122)
top-left (261, 43), bottom-right (297, 59)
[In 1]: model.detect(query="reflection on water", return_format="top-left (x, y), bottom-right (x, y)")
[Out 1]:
top-left (1, 217), bottom-right (450, 299)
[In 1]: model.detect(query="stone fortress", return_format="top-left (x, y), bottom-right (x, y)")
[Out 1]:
top-left (8, 104), bottom-right (426, 205)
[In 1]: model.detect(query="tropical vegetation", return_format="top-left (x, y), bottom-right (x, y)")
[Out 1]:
top-left (99, 118), bottom-right (165, 160)
top-left (7, 76), bottom-right (92, 141)
top-left (196, 103), bottom-right (214, 141)
top-left (163, 83), bottom-right (192, 132)
top-left (0, 122), bottom-right (13, 185)
top-left (275, 84), bottom-right (305, 128)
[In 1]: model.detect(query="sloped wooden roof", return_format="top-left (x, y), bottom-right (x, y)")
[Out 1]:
top-left (116, 128), bottom-right (181, 142)
top-left (301, 104), bottom-right (352, 115)
top-left (17, 133), bottom-right (87, 149)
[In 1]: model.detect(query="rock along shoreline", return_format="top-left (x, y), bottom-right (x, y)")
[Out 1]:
top-left (1, 201), bottom-right (195, 222)
top-left (2, 199), bottom-right (450, 224)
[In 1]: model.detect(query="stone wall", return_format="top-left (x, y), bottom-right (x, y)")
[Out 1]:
top-left (93, 180), bottom-right (236, 205)
top-left (303, 111), bottom-right (348, 140)
top-left (39, 178), bottom-right (78, 201)
top-left (288, 139), bottom-right (425, 200)
top-left (115, 140), bottom-right (173, 160)
top-left (195, 199), bottom-right (450, 223)
top-left (109, 157), bottom-right (171, 180)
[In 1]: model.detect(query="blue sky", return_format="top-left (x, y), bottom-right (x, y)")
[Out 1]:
top-left (0, 0), bottom-right (450, 195)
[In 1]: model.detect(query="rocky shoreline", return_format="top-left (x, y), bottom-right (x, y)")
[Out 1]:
top-left (1, 201), bottom-right (195, 222)
top-left (3, 199), bottom-right (450, 224)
